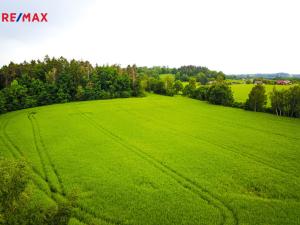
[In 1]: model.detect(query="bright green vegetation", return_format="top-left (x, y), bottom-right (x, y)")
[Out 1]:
top-left (225, 79), bottom-right (244, 84)
top-left (159, 74), bottom-right (175, 80)
top-left (231, 84), bottom-right (291, 104)
top-left (1, 94), bottom-right (300, 225)
top-left (0, 157), bottom-right (77, 225)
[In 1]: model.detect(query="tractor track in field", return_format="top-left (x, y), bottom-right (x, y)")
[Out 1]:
top-left (119, 106), bottom-right (300, 181)
top-left (75, 108), bottom-right (238, 225)
top-left (0, 113), bottom-right (123, 225)
top-left (27, 112), bottom-right (125, 225)
top-left (0, 117), bottom-right (54, 196)
top-left (28, 112), bottom-right (65, 195)
top-left (1, 117), bottom-right (45, 179)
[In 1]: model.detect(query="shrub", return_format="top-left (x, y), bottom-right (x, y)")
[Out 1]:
top-left (192, 86), bottom-right (208, 100)
top-left (173, 80), bottom-right (183, 94)
top-left (232, 102), bottom-right (245, 109)
top-left (207, 83), bottom-right (234, 106)
top-left (0, 158), bottom-right (78, 225)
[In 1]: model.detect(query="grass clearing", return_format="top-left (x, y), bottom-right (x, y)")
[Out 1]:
top-left (0, 94), bottom-right (300, 225)
top-left (230, 84), bottom-right (291, 104)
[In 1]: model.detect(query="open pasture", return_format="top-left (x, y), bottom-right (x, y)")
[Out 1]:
top-left (0, 94), bottom-right (300, 225)
top-left (230, 84), bottom-right (291, 104)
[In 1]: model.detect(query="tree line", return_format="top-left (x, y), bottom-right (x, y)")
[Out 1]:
top-left (0, 57), bottom-right (299, 118)
top-left (0, 58), bottom-right (224, 113)
top-left (266, 86), bottom-right (300, 117)
top-left (238, 83), bottom-right (300, 117)
top-left (182, 79), bottom-right (300, 118)
top-left (136, 65), bottom-right (225, 83)
top-left (0, 57), bottom-right (147, 113)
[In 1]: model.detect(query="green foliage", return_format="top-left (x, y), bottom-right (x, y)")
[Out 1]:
top-left (192, 86), bottom-right (209, 100)
top-left (183, 80), bottom-right (233, 107)
top-left (174, 66), bottom-right (225, 82)
top-left (0, 58), bottom-right (147, 114)
top-left (245, 84), bottom-right (267, 112)
top-left (207, 82), bottom-right (234, 106)
top-left (162, 75), bottom-right (175, 96)
top-left (287, 85), bottom-right (300, 117)
top-left (182, 78), bottom-right (197, 96)
top-left (216, 72), bottom-right (225, 82)
top-left (2, 80), bottom-right (28, 111)
top-left (196, 72), bottom-right (208, 85)
top-left (0, 158), bottom-right (78, 225)
top-left (56, 88), bottom-right (70, 103)
top-left (0, 158), bottom-right (29, 211)
top-left (173, 80), bottom-right (183, 94)
top-left (147, 76), bottom-right (175, 96)
top-left (0, 92), bottom-right (6, 114)
top-left (270, 85), bottom-right (300, 117)
top-left (0, 59), bottom-right (230, 114)
top-left (75, 85), bottom-right (85, 101)
top-left (270, 88), bottom-right (288, 116)
top-left (253, 78), bottom-right (274, 85)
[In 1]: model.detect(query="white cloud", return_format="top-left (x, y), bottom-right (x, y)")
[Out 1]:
top-left (1, 0), bottom-right (300, 74)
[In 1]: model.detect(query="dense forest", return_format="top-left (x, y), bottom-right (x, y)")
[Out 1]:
top-left (0, 56), bottom-right (224, 113)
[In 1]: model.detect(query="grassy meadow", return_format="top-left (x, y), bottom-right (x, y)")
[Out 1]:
top-left (230, 84), bottom-right (291, 104)
top-left (0, 94), bottom-right (300, 225)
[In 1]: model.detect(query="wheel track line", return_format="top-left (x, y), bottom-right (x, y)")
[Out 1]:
top-left (0, 115), bottom-right (60, 197)
top-left (75, 205), bottom-right (124, 225)
top-left (0, 119), bottom-right (19, 159)
top-left (0, 120), bottom-right (15, 158)
top-left (1, 113), bottom-right (120, 225)
top-left (1, 116), bottom-right (45, 179)
top-left (78, 111), bottom-right (235, 225)
top-left (1, 116), bottom-right (98, 225)
top-left (1, 114), bottom-right (64, 195)
top-left (0, 116), bottom-right (53, 196)
top-left (76, 109), bottom-right (237, 225)
top-left (38, 179), bottom-right (118, 225)
top-left (27, 112), bottom-right (126, 225)
top-left (28, 112), bottom-right (65, 195)
top-left (28, 113), bottom-right (62, 194)
top-left (34, 116), bottom-right (66, 195)
top-left (121, 107), bottom-right (300, 180)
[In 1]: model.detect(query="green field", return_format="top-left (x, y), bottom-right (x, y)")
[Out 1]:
top-left (1, 94), bottom-right (300, 225)
top-left (231, 84), bottom-right (291, 104)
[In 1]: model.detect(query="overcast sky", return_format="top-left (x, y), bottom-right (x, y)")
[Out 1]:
top-left (1, 0), bottom-right (300, 74)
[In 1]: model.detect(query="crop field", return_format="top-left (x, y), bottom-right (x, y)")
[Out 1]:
top-left (231, 84), bottom-right (291, 104)
top-left (0, 94), bottom-right (300, 225)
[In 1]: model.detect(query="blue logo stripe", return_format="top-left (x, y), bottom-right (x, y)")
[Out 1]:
top-left (16, 13), bottom-right (23, 22)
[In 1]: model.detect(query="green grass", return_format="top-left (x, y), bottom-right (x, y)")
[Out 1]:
top-left (1, 94), bottom-right (300, 225)
top-left (231, 84), bottom-right (291, 104)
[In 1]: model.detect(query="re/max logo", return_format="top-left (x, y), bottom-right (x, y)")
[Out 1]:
top-left (1, 13), bottom-right (48, 23)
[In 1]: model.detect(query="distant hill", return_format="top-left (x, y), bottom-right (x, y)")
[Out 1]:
top-left (232, 73), bottom-right (300, 79)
